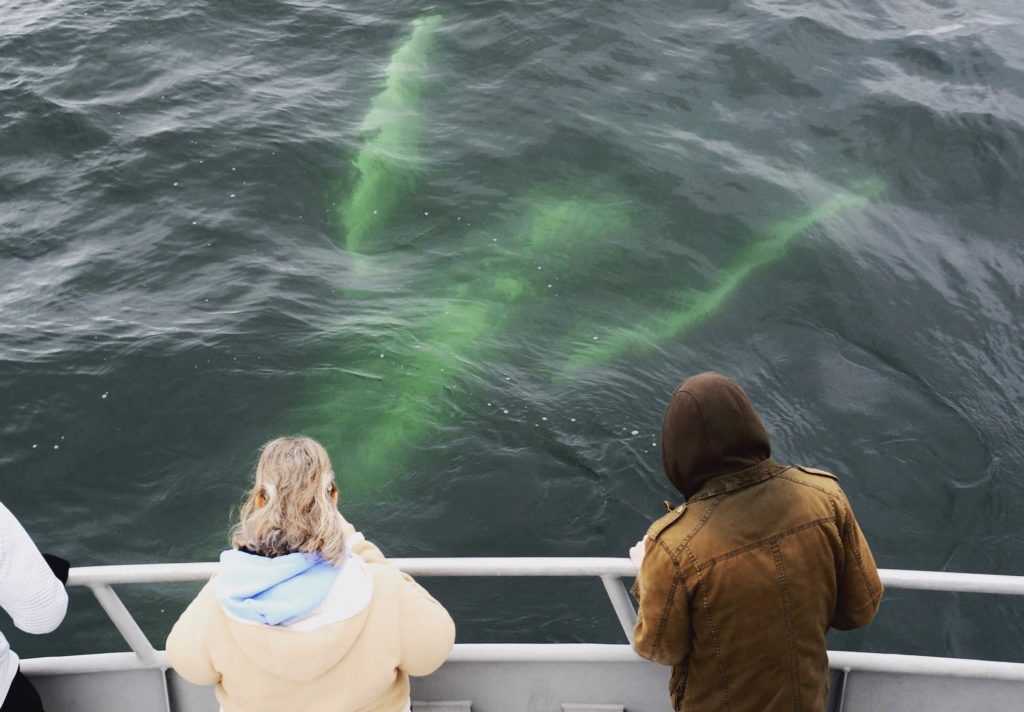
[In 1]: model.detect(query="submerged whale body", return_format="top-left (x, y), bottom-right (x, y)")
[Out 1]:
top-left (339, 15), bottom-right (443, 254)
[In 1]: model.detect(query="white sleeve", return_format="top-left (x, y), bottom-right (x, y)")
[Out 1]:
top-left (0, 503), bottom-right (68, 634)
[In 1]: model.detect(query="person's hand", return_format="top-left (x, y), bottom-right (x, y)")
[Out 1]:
top-left (629, 536), bottom-right (648, 569)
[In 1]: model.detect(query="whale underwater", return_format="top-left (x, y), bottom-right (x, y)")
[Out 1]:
top-left (310, 16), bottom-right (885, 490)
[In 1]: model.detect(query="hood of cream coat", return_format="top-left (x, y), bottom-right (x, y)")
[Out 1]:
top-left (221, 605), bottom-right (371, 681)
top-left (218, 548), bottom-right (374, 681)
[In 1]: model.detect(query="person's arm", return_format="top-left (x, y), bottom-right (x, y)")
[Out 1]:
top-left (339, 513), bottom-right (388, 565)
top-left (166, 581), bottom-right (220, 685)
top-left (632, 537), bottom-right (690, 666)
top-left (398, 571), bottom-right (456, 676)
top-left (832, 495), bottom-right (883, 630)
top-left (0, 503), bottom-right (68, 635)
top-left (338, 513), bottom-right (456, 675)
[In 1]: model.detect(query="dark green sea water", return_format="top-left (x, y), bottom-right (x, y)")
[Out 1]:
top-left (3, 0), bottom-right (1024, 663)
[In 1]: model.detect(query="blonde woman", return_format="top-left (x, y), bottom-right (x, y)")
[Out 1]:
top-left (167, 437), bottom-right (455, 712)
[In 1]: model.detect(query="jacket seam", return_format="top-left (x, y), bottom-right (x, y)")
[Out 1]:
top-left (648, 545), bottom-right (685, 659)
top-left (829, 498), bottom-right (845, 575)
top-left (656, 534), bottom-right (682, 566)
top-left (684, 542), bottom-right (733, 712)
top-left (771, 541), bottom-right (802, 712)
top-left (687, 471), bottom-right (773, 502)
top-left (687, 460), bottom-right (784, 502)
top-left (694, 516), bottom-right (835, 570)
top-left (841, 516), bottom-right (878, 599)
top-left (670, 497), bottom-right (724, 558)
top-left (776, 472), bottom-right (839, 499)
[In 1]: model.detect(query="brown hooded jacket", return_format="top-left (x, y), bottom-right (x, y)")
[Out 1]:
top-left (632, 373), bottom-right (882, 712)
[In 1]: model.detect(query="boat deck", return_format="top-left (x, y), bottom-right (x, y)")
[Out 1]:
top-left (22, 559), bottom-right (1024, 712)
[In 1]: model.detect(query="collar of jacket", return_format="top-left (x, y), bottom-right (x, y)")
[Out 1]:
top-left (686, 458), bottom-right (787, 502)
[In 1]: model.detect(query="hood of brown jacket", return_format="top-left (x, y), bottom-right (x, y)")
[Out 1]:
top-left (661, 372), bottom-right (772, 499)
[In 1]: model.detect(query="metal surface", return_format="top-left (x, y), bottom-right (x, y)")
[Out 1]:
top-left (833, 668), bottom-right (850, 712)
top-left (600, 575), bottom-right (638, 643)
top-left (66, 558), bottom-right (1024, 591)
top-left (31, 669), bottom-right (172, 712)
top-left (409, 703), bottom-right (472, 712)
top-left (87, 584), bottom-right (159, 666)
top-left (20, 558), bottom-right (1024, 712)
top-left (880, 568), bottom-right (1024, 595)
top-left (24, 645), bottom-right (1024, 682)
top-left (411, 658), bottom-right (671, 712)
top-left (68, 563), bottom-right (220, 586)
top-left (24, 652), bottom-right (169, 676)
top-left (827, 651), bottom-right (1024, 682)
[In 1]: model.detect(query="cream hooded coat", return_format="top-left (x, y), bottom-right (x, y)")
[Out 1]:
top-left (166, 532), bottom-right (455, 712)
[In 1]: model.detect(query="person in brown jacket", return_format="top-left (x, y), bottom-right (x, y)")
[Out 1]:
top-left (630, 372), bottom-right (882, 712)
top-left (166, 437), bottom-right (455, 712)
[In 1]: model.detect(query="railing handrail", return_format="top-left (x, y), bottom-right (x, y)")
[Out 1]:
top-left (66, 559), bottom-right (1024, 595)
top-left (22, 557), bottom-right (1024, 688)
top-left (24, 646), bottom-right (1024, 683)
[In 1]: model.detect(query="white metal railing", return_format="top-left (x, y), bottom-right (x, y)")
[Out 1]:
top-left (21, 559), bottom-right (1024, 685)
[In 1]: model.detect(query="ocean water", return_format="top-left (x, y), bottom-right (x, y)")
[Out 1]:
top-left (2, 0), bottom-right (1024, 663)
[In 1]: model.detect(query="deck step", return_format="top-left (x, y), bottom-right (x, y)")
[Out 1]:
top-left (561, 705), bottom-right (626, 712)
top-left (411, 702), bottom-right (473, 712)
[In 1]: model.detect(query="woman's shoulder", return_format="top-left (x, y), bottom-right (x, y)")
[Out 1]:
top-left (182, 577), bottom-right (222, 618)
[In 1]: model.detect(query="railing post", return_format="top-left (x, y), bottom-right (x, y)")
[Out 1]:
top-left (600, 575), bottom-right (637, 644)
top-left (88, 583), bottom-right (159, 667)
top-left (834, 667), bottom-right (851, 712)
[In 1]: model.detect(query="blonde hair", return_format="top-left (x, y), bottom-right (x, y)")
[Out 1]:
top-left (230, 437), bottom-right (345, 565)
